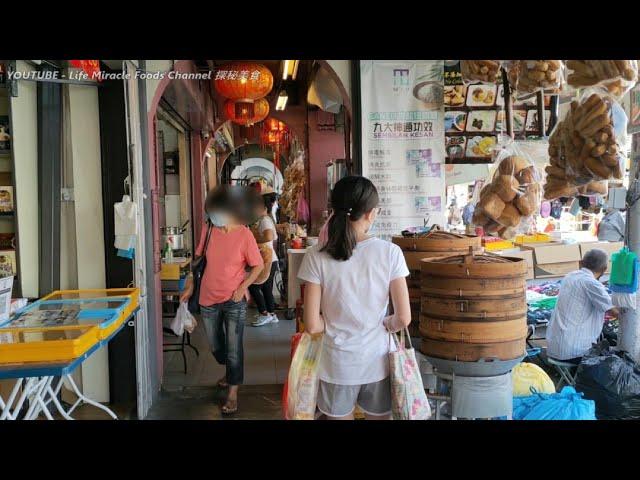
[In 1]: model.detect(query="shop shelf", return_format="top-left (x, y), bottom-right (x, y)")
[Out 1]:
top-left (0, 324), bottom-right (100, 363)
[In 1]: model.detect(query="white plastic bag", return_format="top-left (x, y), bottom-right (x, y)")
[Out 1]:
top-left (170, 302), bottom-right (197, 336)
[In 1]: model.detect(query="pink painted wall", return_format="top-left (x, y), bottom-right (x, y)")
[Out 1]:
top-left (147, 60), bottom-right (218, 383)
top-left (307, 111), bottom-right (345, 233)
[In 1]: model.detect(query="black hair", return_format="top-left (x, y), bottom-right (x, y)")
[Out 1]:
top-left (261, 192), bottom-right (277, 214)
top-left (321, 176), bottom-right (379, 261)
top-left (205, 185), bottom-right (260, 224)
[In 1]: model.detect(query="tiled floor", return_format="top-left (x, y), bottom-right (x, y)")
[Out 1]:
top-left (162, 308), bottom-right (295, 389)
top-left (148, 307), bottom-right (295, 419)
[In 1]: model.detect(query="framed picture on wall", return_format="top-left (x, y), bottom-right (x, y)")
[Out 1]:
top-left (0, 116), bottom-right (11, 152)
top-left (0, 186), bottom-right (13, 212)
top-left (0, 249), bottom-right (16, 276)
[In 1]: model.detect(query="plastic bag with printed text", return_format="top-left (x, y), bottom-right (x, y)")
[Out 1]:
top-left (566, 60), bottom-right (638, 99)
top-left (544, 89), bottom-right (627, 201)
top-left (472, 140), bottom-right (542, 239)
top-left (460, 60), bottom-right (502, 85)
top-left (284, 332), bottom-right (323, 420)
top-left (506, 60), bottom-right (565, 98)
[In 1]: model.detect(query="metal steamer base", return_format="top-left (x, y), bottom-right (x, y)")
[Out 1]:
top-left (429, 370), bottom-right (513, 420)
top-left (422, 354), bottom-right (520, 420)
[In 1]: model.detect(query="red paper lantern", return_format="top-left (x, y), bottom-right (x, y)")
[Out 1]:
top-left (214, 62), bottom-right (273, 102)
top-left (224, 98), bottom-right (270, 125)
top-left (70, 60), bottom-right (101, 81)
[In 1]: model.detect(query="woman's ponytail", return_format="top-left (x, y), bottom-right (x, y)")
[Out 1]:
top-left (321, 176), bottom-right (379, 261)
top-left (323, 209), bottom-right (357, 261)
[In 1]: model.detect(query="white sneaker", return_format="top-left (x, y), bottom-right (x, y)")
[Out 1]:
top-left (252, 314), bottom-right (272, 327)
top-left (269, 313), bottom-right (279, 324)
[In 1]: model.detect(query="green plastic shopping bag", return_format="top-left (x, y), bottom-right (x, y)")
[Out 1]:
top-left (610, 247), bottom-right (637, 286)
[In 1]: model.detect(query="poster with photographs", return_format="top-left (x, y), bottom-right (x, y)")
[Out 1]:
top-left (0, 249), bottom-right (16, 276)
top-left (0, 186), bottom-right (13, 212)
top-left (0, 116), bottom-right (10, 152)
top-left (360, 60), bottom-right (446, 239)
top-left (444, 60), bottom-right (553, 163)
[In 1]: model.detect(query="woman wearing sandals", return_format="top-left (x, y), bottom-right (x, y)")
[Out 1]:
top-left (297, 176), bottom-right (412, 420)
top-left (181, 185), bottom-right (264, 415)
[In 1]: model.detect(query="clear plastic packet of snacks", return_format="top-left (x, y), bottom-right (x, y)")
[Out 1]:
top-left (507, 60), bottom-right (565, 97)
top-left (460, 60), bottom-right (502, 84)
top-left (473, 141), bottom-right (542, 239)
top-left (566, 60), bottom-right (638, 99)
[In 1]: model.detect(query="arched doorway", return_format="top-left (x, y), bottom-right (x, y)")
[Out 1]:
top-left (143, 60), bottom-right (352, 419)
top-left (230, 157), bottom-right (285, 193)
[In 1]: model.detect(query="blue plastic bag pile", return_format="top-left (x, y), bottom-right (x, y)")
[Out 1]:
top-left (513, 386), bottom-right (596, 420)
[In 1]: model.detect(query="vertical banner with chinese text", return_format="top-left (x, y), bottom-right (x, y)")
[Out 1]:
top-left (360, 60), bottom-right (446, 240)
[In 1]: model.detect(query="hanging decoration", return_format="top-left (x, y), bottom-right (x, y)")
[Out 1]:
top-left (224, 98), bottom-right (270, 125)
top-left (214, 62), bottom-right (273, 116)
top-left (69, 60), bottom-right (101, 81)
top-left (260, 118), bottom-right (291, 170)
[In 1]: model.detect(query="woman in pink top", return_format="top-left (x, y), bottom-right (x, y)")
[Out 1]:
top-left (181, 185), bottom-right (264, 414)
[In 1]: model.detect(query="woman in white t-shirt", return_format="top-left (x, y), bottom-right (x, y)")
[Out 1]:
top-left (297, 176), bottom-right (411, 420)
top-left (249, 190), bottom-right (280, 327)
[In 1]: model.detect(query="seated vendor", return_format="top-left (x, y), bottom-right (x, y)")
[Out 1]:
top-left (546, 248), bottom-right (619, 364)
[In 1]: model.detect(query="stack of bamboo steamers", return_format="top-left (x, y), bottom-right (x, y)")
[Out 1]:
top-left (393, 229), bottom-right (527, 370)
top-left (419, 247), bottom-right (528, 370)
top-left (392, 228), bottom-right (481, 337)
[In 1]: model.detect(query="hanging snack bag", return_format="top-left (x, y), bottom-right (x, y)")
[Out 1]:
top-left (507, 60), bottom-right (565, 97)
top-left (460, 60), bottom-right (502, 84)
top-left (473, 143), bottom-right (542, 239)
top-left (544, 89), bottom-right (627, 200)
top-left (566, 60), bottom-right (638, 99)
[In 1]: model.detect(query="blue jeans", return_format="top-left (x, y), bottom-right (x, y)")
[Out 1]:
top-left (201, 300), bottom-right (247, 385)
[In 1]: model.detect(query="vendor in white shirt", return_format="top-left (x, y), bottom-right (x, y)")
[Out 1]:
top-left (546, 248), bottom-right (620, 364)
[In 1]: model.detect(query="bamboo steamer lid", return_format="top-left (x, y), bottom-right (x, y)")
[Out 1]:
top-left (392, 225), bottom-right (481, 252)
top-left (420, 247), bottom-right (527, 280)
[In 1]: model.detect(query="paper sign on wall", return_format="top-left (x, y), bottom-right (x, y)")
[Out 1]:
top-left (360, 60), bottom-right (446, 239)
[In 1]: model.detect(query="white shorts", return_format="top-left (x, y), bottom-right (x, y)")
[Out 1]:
top-left (317, 377), bottom-right (392, 418)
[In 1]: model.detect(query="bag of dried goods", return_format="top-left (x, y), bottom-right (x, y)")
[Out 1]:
top-left (544, 89), bottom-right (627, 200)
top-left (507, 60), bottom-right (565, 97)
top-left (566, 60), bottom-right (638, 98)
top-left (473, 142), bottom-right (542, 239)
top-left (460, 60), bottom-right (502, 84)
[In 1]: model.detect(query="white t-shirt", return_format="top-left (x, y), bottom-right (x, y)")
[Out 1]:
top-left (297, 237), bottom-right (409, 385)
top-left (257, 215), bottom-right (278, 262)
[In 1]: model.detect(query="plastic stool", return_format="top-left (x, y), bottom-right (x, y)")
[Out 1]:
top-left (546, 357), bottom-right (577, 389)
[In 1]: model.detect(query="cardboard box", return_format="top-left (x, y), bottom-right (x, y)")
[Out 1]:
top-left (493, 248), bottom-right (534, 280)
top-left (521, 243), bottom-right (581, 279)
top-left (579, 241), bottom-right (624, 273)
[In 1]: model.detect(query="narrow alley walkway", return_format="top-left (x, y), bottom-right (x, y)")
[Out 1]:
top-left (147, 309), bottom-right (295, 420)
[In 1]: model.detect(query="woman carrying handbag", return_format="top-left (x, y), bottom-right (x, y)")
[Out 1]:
top-left (297, 176), bottom-right (412, 420)
top-left (181, 186), bottom-right (264, 415)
